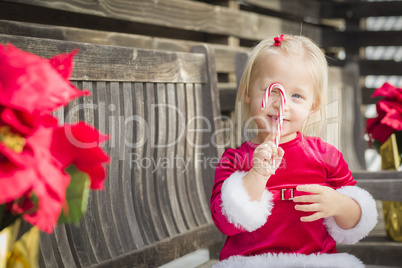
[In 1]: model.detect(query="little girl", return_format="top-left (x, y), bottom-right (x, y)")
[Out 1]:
top-left (211, 35), bottom-right (378, 267)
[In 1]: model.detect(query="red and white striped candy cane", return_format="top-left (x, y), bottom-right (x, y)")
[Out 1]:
top-left (261, 82), bottom-right (287, 146)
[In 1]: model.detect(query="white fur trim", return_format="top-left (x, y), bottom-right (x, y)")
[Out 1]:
top-left (324, 185), bottom-right (378, 244)
top-left (212, 252), bottom-right (364, 268)
top-left (221, 171), bottom-right (273, 232)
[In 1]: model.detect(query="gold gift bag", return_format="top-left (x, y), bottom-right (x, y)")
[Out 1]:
top-left (380, 133), bottom-right (402, 242)
top-left (0, 219), bottom-right (39, 268)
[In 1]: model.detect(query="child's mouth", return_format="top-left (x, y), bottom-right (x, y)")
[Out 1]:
top-left (269, 115), bottom-right (288, 122)
top-left (269, 115), bottom-right (279, 119)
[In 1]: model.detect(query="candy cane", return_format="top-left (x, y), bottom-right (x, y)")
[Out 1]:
top-left (261, 83), bottom-right (286, 170)
top-left (261, 83), bottom-right (286, 145)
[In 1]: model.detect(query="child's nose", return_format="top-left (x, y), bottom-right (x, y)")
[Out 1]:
top-left (272, 97), bottom-right (289, 112)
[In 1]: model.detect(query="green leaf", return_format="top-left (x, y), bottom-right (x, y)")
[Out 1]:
top-left (58, 165), bottom-right (90, 225)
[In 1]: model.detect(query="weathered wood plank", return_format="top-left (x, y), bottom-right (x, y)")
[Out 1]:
top-left (2, 0), bottom-right (320, 42)
top-left (165, 83), bottom-right (188, 233)
top-left (321, 1), bottom-right (402, 19)
top-left (175, 83), bottom-right (198, 230)
top-left (0, 19), bottom-right (249, 75)
top-left (322, 30), bottom-right (402, 48)
top-left (240, 0), bottom-right (320, 22)
top-left (359, 60), bottom-right (402, 76)
top-left (353, 171), bottom-right (402, 181)
top-left (53, 226), bottom-right (76, 267)
top-left (109, 82), bottom-right (137, 252)
top-left (120, 82), bottom-right (146, 250)
top-left (338, 237), bottom-right (402, 267)
top-left (81, 82), bottom-right (115, 263)
top-left (185, 83), bottom-right (205, 226)
top-left (145, 82), bottom-right (169, 241)
top-left (131, 82), bottom-right (157, 246)
top-left (194, 83), bottom-right (213, 223)
top-left (354, 171), bottom-right (402, 201)
top-left (93, 82), bottom-right (124, 260)
top-left (0, 34), bottom-right (207, 83)
top-left (154, 83), bottom-right (179, 237)
top-left (327, 58), bottom-right (402, 77)
top-left (38, 232), bottom-right (59, 268)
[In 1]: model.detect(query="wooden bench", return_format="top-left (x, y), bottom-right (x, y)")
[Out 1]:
top-left (0, 34), bottom-right (225, 267)
top-left (235, 52), bottom-right (402, 267)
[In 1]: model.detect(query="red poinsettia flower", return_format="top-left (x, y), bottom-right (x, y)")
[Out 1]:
top-left (366, 82), bottom-right (402, 144)
top-left (0, 107), bottom-right (71, 232)
top-left (50, 122), bottom-right (110, 190)
top-left (372, 82), bottom-right (402, 102)
top-left (0, 43), bottom-right (90, 114)
top-left (0, 45), bottom-right (109, 233)
top-left (19, 126), bottom-right (72, 232)
top-left (0, 109), bottom-right (109, 233)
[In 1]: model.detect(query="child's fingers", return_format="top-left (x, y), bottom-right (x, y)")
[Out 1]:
top-left (258, 140), bottom-right (282, 164)
top-left (256, 147), bottom-right (272, 160)
top-left (277, 147), bottom-right (285, 158)
top-left (300, 212), bottom-right (324, 222)
top-left (296, 184), bottom-right (325, 194)
top-left (264, 129), bottom-right (278, 143)
top-left (294, 203), bottom-right (321, 212)
top-left (254, 145), bottom-right (272, 163)
top-left (293, 194), bottom-right (320, 204)
top-left (266, 141), bottom-right (277, 156)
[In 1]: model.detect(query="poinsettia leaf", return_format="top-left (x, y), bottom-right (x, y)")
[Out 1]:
top-left (58, 165), bottom-right (90, 225)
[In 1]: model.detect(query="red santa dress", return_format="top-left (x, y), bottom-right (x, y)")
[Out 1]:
top-left (210, 132), bottom-right (378, 267)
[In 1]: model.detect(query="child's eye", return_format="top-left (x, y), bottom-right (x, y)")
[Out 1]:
top-left (292, 93), bottom-right (302, 99)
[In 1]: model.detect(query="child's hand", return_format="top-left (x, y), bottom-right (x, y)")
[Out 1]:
top-left (293, 184), bottom-right (346, 222)
top-left (252, 134), bottom-right (285, 180)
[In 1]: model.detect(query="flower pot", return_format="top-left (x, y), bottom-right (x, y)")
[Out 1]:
top-left (380, 134), bottom-right (402, 242)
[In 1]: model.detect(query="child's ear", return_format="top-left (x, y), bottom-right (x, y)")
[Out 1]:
top-left (244, 91), bottom-right (251, 104)
top-left (309, 102), bottom-right (318, 115)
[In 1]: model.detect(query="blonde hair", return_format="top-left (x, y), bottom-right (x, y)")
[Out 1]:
top-left (235, 34), bottom-right (328, 139)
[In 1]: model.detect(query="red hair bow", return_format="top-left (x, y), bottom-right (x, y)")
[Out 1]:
top-left (274, 35), bottom-right (284, 46)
